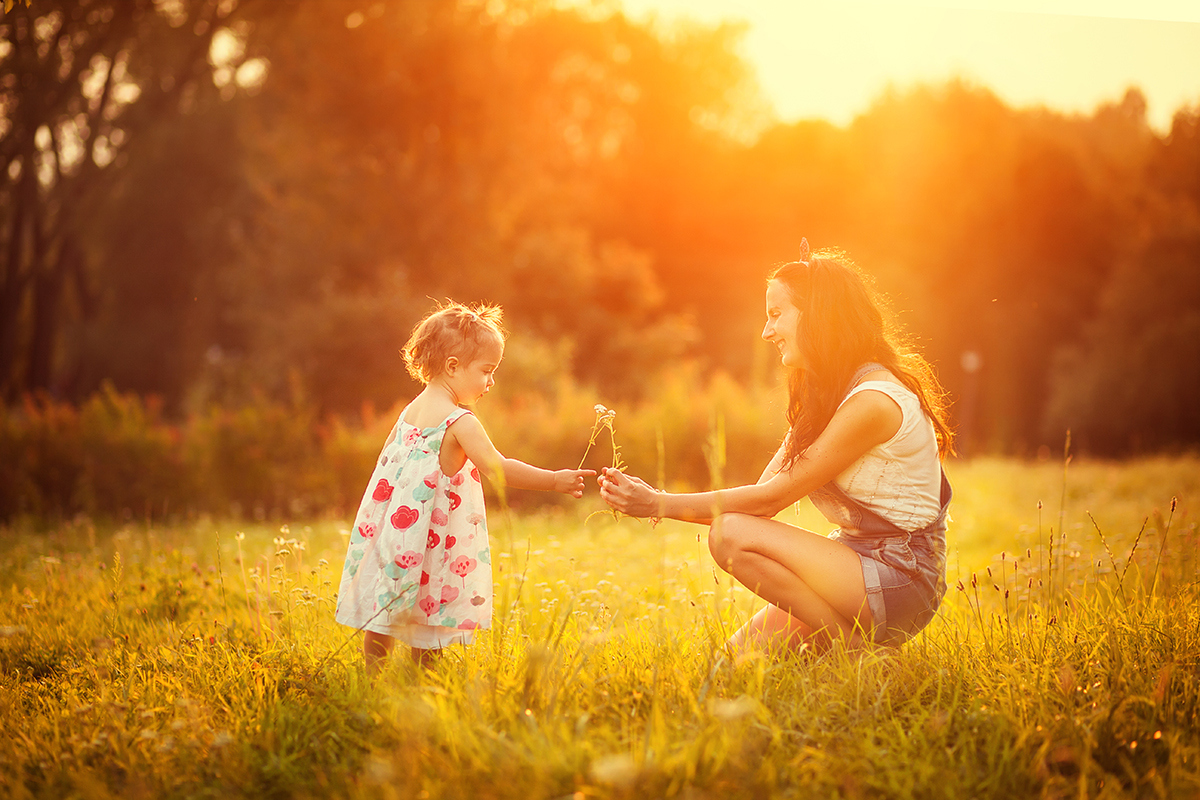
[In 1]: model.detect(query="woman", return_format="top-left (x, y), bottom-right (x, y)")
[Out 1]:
top-left (599, 241), bottom-right (954, 652)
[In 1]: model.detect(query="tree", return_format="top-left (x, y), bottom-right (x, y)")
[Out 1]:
top-left (0, 0), bottom-right (256, 400)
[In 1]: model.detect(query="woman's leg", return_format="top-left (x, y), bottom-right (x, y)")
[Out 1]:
top-left (363, 630), bottom-right (395, 675)
top-left (709, 512), bottom-right (871, 653)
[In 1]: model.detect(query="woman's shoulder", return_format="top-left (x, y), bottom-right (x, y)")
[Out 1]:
top-left (847, 370), bottom-right (919, 405)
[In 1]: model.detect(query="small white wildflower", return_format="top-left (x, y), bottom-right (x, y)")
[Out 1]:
top-left (710, 695), bottom-right (758, 721)
top-left (590, 753), bottom-right (637, 787)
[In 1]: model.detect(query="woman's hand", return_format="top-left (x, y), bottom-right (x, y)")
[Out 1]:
top-left (553, 468), bottom-right (597, 498)
top-left (598, 467), bottom-right (661, 518)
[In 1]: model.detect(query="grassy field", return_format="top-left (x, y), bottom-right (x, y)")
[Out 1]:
top-left (1, 456), bottom-right (1198, 799)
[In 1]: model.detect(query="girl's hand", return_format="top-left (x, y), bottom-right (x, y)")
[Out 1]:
top-left (598, 467), bottom-right (661, 518)
top-left (553, 468), bottom-right (597, 498)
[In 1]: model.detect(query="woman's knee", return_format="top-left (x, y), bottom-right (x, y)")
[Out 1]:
top-left (708, 512), bottom-right (755, 572)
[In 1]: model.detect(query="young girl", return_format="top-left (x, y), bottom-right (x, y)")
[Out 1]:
top-left (600, 241), bottom-right (954, 653)
top-left (335, 301), bottom-right (594, 672)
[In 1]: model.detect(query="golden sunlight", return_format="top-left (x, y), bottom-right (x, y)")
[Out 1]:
top-left (612, 0), bottom-right (1200, 131)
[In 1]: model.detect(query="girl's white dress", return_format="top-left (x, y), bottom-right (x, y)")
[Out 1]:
top-left (334, 406), bottom-right (492, 648)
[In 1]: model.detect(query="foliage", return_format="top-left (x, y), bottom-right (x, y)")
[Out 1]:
top-left (1045, 231), bottom-right (1200, 453)
top-left (0, 0), bottom-right (259, 402)
top-left (4, 2), bottom-right (1200, 453)
top-left (0, 459), bottom-right (1197, 797)
top-left (0, 370), bottom-right (786, 523)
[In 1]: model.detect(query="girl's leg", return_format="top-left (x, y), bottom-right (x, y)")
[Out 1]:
top-left (411, 647), bottom-right (441, 669)
top-left (363, 630), bottom-right (395, 675)
top-left (709, 513), bottom-right (871, 653)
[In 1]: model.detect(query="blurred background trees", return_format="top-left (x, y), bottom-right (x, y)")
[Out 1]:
top-left (3, 0), bottom-right (1199, 458)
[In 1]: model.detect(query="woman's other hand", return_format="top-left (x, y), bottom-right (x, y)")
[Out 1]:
top-left (598, 467), bottom-right (661, 517)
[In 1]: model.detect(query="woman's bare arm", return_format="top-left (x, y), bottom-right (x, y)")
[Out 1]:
top-left (600, 389), bottom-right (902, 520)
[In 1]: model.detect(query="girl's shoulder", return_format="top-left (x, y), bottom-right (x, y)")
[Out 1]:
top-left (400, 396), bottom-right (468, 431)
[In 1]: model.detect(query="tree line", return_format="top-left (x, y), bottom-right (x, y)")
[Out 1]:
top-left (2, 0), bottom-right (1198, 456)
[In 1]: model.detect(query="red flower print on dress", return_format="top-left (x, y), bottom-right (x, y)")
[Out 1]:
top-left (447, 491), bottom-right (462, 511)
top-left (403, 427), bottom-right (421, 445)
top-left (445, 534), bottom-right (456, 550)
top-left (418, 595), bottom-right (438, 616)
top-left (390, 506), bottom-right (419, 530)
top-left (450, 473), bottom-right (465, 487)
top-left (440, 585), bottom-right (459, 604)
top-left (457, 620), bottom-right (479, 630)
top-left (450, 555), bottom-right (477, 586)
top-left (358, 522), bottom-right (378, 539)
top-left (372, 479), bottom-right (394, 502)
top-left (431, 507), bottom-right (448, 526)
top-left (470, 466), bottom-right (480, 482)
top-left (420, 571), bottom-right (430, 586)
top-left (427, 530), bottom-right (440, 549)
top-left (395, 550), bottom-right (422, 570)
top-left (423, 472), bottom-right (439, 489)
top-left (470, 594), bottom-right (486, 606)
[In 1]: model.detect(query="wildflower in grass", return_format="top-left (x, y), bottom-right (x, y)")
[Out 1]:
top-left (579, 404), bottom-right (623, 471)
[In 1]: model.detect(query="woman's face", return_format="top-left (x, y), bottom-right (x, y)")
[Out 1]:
top-left (762, 279), bottom-right (804, 368)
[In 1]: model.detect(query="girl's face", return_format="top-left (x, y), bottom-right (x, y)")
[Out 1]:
top-left (445, 336), bottom-right (503, 405)
top-left (762, 279), bottom-right (804, 368)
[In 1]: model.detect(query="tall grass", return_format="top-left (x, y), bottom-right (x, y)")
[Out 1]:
top-left (1, 458), bottom-right (1197, 798)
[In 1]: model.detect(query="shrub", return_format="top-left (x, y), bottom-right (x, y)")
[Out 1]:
top-left (1, 370), bottom-right (789, 523)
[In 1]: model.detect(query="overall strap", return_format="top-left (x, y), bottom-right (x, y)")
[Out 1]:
top-left (810, 361), bottom-right (953, 536)
top-left (843, 362), bottom-right (888, 398)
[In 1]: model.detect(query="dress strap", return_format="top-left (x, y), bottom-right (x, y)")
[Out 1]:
top-left (444, 407), bottom-right (474, 428)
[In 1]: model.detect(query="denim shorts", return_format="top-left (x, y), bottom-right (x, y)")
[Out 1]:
top-left (830, 528), bottom-right (947, 646)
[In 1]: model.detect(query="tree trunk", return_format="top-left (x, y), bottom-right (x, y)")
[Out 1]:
top-left (28, 240), bottom-right (71, 394)
top-left (0, 154), bottom-right (35, 400)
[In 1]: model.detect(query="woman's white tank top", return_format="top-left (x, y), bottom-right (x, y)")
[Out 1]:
top-left (833, 379), bottom-right (942, 532)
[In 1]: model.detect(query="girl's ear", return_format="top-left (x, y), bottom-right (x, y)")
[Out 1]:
top-left (445, 355), bottom-right (459, 375)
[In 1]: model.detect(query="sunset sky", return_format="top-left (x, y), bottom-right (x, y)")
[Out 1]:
top-left (611, 0), bottom-right (1200, 132)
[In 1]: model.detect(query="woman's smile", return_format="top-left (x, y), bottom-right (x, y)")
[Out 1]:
top-left (762, 279), bottom-right (803, 368)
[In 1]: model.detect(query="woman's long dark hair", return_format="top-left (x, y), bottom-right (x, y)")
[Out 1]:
top-left (770, 249), bottom-right (955, 469)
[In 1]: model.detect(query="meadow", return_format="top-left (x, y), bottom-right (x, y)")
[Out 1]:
top-left (1, 456), bottom-right (1198, 799)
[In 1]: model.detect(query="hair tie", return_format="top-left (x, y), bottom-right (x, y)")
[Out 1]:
top-left (798, 238), bottom-right (811, 263)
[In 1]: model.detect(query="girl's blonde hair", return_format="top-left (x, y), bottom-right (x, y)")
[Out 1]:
top-left (402, 301), bottom-right (506, 383)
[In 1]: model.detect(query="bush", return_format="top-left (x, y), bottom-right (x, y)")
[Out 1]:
top-left (1, 371), bottom-right (789, 523)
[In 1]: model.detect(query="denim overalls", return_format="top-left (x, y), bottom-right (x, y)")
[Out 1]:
top-left (807, 363), bottom-right (953, 645)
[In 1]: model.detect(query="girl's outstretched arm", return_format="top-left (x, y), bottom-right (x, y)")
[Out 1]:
top-left (448, 414), bottom-right (595, 497)
top-left (600, 388), bottom-right (902, 521)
